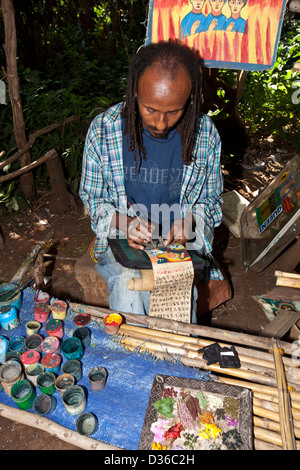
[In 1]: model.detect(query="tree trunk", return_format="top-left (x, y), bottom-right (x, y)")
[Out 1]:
top-left (1, 0), bottom-right (35, 202)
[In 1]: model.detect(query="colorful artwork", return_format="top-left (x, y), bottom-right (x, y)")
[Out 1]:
top-left (139, 375), bottom-right (253, 450)
top-left (145, 243), bottom-right (191, 264)
top-left (146, 0), bottom-right (288, 70)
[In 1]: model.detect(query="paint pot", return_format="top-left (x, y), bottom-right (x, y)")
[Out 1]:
top-left (0, 336), bottom-right (8, 364)
top-left (75, 413), bottom-right (98, 436)
top-left (103, 314), bottom-right (122, 335)
top-left (0, 305), bottom-right (19, 330)
top-left (33, 393), bottom-right (56, 416)
top-left (25, 320), bottom-right (41, 336)
top-left (21, 350), bottom-right (40, 370)
top-left (73, 327), bottom-right (91, 348)
top-left (0, 283), bottom-right (22, 311)
top-left (45, 319), bottom-right (64, 339)
top-left (8, 336), bottom-right (25, 354)
top-left (34, 303), bottom-right (51, 323)
top-left (5, 350), bottom-right (21, 362)
top-left (37, 371), bottom-right (56, 395)
top-left (62, 359), bottom-right (82, 383)
top-left (11, 379), bottom-right (36, 410)
top-left (88, 366), bottom-right (107, 391)
top-left (55, 373), bottom-right (75, 397)
top-left (62, 385), bottom-right (86, 416)
top-left (0, 360), bottom-right (24, 395)
top-left (25, 363), bottom-right (45, 386)
top-left (33, 291), bottom-right (50, 304)
top-left (41, 353), bottom-right (61, 375)
top-left (24, 333), bottom-right (43, 352)
top-left (61, 337), bottom-right (84, 361)
top-left (50, 300), bottom-right (67, 320)
top-left (41, 336), bottom-right (60, 355)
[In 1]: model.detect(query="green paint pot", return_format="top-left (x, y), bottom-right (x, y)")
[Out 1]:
top-left (76, 413), bottom-right (98, 436)
top-left (11, 379), bottom-right (36, 410)
top-left (36, 372), bottom-right (56, 395)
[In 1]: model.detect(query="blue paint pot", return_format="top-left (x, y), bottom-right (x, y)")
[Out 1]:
top-left (9, 336), bottom-right (26, 354)
top-left (0, 283), bottom-right (22, 311)
top-left (0, 336), bottom-right (8, 363)
top-left (73, 327), bottom-right (91, 348)
top-left (0, 305), bottom-right (19, 330)
top-left (61, 337), bottom-right (84, 361)
top-left (33, 393), bottom-right (57, 416)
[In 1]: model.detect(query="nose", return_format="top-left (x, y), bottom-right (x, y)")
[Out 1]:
top-left (154, 113), bottom-right (168, 131)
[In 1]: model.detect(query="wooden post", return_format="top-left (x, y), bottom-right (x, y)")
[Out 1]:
top-left (1, 0), bottom-right (35, 202)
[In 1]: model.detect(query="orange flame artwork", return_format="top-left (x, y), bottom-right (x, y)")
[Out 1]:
top-left (145, 0), bottom-right (288, 70)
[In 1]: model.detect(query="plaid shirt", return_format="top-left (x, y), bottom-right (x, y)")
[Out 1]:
top-left (79, 103), bottom-right (224, 281)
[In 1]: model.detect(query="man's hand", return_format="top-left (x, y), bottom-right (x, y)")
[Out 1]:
top-left (163, 213), bottom-right (195, 246)
top-left (127, 217), bottom-right (154, 250)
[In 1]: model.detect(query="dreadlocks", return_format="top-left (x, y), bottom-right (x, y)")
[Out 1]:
top-left (121, 40), bottom-right (203, 172)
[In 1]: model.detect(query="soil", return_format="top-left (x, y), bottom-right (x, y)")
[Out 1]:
top-left (0, 142), bottom-right (299, 450)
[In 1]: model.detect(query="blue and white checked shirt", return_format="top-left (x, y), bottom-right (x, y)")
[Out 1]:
top-left (79, 103), bottom-right (224, 281)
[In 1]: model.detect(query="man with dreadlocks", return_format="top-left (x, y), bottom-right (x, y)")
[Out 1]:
top-left (79, 40), bottom-right (226, 323)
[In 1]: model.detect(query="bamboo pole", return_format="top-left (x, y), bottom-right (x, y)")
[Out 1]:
top-left (69, 302), bottom-right (298, 356)
top-left (0, 403), bottom-right (121, 451)
top-left (273, 344), bottom-right (296, 450)
top-left (119, 324), bottom-right (300, 382)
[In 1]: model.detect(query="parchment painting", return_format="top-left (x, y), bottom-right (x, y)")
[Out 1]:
top-left (146, 0), bottom-right (288, 70)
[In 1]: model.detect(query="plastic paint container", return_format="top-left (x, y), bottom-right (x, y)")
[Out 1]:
top-left (41, 353), bottom-right (61, 375)
top-left (55, 373), bottom-right (75, 397)
top-left (0, 336), bottom-right (8, 363)
top-left (34, 303), bottom-right (51, 323)
top-left (25, 363), bottom-right (44, 386)
top-left (0, 305), bottom-right (19, 330)
top-left (11, 379), bottom-right (36, 410)
top-left (33, 291), bottom-right (50, 304)
top-left (8, 336), bottom-right (26, 354)
top-left (103, 314), bottom-right (122, 335)
top-left (62, 359), bottom-right (82, 382)
top-left (50, 300), bottom-right (67, 320)
top-left (41, 336), bottom-right (60, 355)
top-left (37, 372), bottom-right (56, 395)
top-left (61, 337), bottom-right (84, 361)
top-left (25, 333), bottom-right (43, 352)
top-left (33, 393), bottom-right (56, 416)
top-left (21, 350), bottom-right (40, 370)
top-left (5, 350), bottom-right (21, 362)
top-left (62, 385), bottom-right (86, 416)
top-left (25, 321), bottom-right (41, 336)
top-left (88, 366), bottom-right (107, 391)
top-left (73, 327), bottom-right (91, 348)
top-left (0, 283), bottom-right (22, 311)
top-left (0, 360), bottom-right (24, 396)
top-left (45, 319), bottom-right (64, 339)
top-left (76, 413), bottom-right (98, 436)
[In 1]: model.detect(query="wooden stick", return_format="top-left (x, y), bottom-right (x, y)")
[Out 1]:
top-left (273, 343), bottom-right (296, 450)
top-left (276, 277), bottom-right (300, 289)
top-left (275, 271), bottom-right (300, 280)
top-left (69, 302), bottom-right (298, 355)
top-left (0, 403), bottom-right (121, 451)
top-left (118, 326), bottom-right (300, 389)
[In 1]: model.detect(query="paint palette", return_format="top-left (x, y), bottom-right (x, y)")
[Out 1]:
top-left (138, 375), bottom-right (253, 450)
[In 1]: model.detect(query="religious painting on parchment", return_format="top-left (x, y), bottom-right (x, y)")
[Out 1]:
top-left (139, 375), bottom-right (253, 450)
top-left (146, 0), bottom-right (288, 70)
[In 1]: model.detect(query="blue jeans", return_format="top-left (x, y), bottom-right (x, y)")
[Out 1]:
top-left (95, 247), bottom-right (198, 323)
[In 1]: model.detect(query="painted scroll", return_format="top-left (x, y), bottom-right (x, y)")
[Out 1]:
top-left (146, 0), bottom-right (288, 70)
top-left (144, 244), bottom-right (194, 324)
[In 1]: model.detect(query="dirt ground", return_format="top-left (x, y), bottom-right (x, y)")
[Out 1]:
top-left (0, 143), bottom-right (299, 450)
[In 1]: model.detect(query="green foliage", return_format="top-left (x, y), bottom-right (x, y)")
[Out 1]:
top-left (239, 16), bottom-right (300, 142)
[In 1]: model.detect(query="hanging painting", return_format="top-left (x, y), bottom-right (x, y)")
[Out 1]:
top-left (145, 0), bottom-right (288, 70)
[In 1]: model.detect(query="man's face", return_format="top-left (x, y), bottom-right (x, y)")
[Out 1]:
top-left (229, 0), bottom-right (245, 15)
top-left (136, 64), bottom-right (192, 139)
top-left (190, 0), bottom-right (205, 11)
top-left (209, 0), bottom-right (225, 14)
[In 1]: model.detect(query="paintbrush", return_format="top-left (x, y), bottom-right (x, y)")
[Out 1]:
top-left (0, 278), bottom-right (33, 302)
top-left (127, 202), bottom-right (157, 249)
